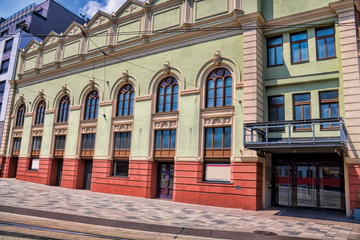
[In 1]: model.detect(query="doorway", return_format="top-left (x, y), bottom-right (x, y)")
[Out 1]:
top-left (272, 154), bottom-right (344, 210)
top-left (55, 159), bottom-right (63, 186)
top-left (8, 157), bottom-right (18, 178)
top-left (156, 162), bottom-right (174, 199)
top-left (83, 160), bottom-right (93, 190)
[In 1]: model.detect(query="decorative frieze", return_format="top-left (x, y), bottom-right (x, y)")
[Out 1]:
top-left (113, 124), bottom-right (132, 132)
top-left (204, 117), bottom-right (232, 126)
top-left (32, 130), bottom-right (43, 136)
top-left (54, 128), bottom-right (67, 135)
top-left (81, 126), bottom-right (97, 133)
top-left (13, 131), bottom-right (23, 138)
top-left (154, 120), bottom-right (177, 129)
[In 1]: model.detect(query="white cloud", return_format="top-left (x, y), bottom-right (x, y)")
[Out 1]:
top-left (80, 0), bottom-right (130, 18)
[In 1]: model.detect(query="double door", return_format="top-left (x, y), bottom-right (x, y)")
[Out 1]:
top-left (273, 156), bottom-right (344, 210)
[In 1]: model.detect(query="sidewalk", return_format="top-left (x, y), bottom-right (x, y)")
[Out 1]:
top-left (0, 179), bottom-right (359, 240)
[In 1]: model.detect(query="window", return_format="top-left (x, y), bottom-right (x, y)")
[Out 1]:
top-left (291, 32), bottom-right (308, 63)
top-left (84, 90), bottom-right (99, 120)
top-left (34, 100), bottom-right (46, 125)
top-left (316, 27), bottom-right (335, 60)
top-left (32, 136), bottom-right (42, 156)
top-left (293, 93), bottom-right (311, 130)
top-left (155, 130), bottom-right (176, 157)
top-left (320, 90), bottom-right (339, 128)
top-left (12, 137), bottom-right (21, 155)
top-left (268, 96), bottom-right (285, 131)
top-left (4, 38), bottom-right (13, 53)
top-left (16, 21), bottom-right (25, 29)
top-left (113, 160), bottom-right (129, 177)
top-left (0, 59), bottom-right (10, 74)
top-left (157, 77), bottom-right (178, 112)
top-left (54, 135), bottom-right (66, 156)
top-left (16, 104), bottom-right (26, 127)
top-left (81, 134), bottom-right (96, 156)
top-left (268, 96), bottom-right (284, 121)
top-left (205, 127), bottom-right (231, 157)
top-left (204, 163), bottom-right (230, 182)
top-left (206, 68), bottom-right (232, 108)
top-left (268, 36), bottom-right (283, 66)
top-left (114, 132), bottom-right (131, 157)
top-left (0, 81), bottom-right (5, 96)
top-left (57, 95), bottom-right (70, 122)
top-left (117, 84), bottom-right (134, 116)
top-left (0, 29), bottom-right (8, 37)
top-left (29, 158), bottom-right (40, 171)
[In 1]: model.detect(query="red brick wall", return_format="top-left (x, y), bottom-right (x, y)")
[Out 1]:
top-left (173, 161), bottom-right (263, 210)
top-left (349, 164), bottom-right (360, 212)
top-left (16, 157), bottom-right (49, 184)
top-left (91, 160), bottom-right (154, 198)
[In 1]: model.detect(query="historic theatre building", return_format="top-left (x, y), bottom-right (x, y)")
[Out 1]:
top-left (1, 0), bottom-right (360, 217)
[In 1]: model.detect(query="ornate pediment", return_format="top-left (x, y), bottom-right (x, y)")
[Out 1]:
top-left (24, 40), bottom-right (40, 54)
top-left (87, 12), bottom-right (111, 29)
top-left (43, 31), bottom-right (60, 47)
top-left (62, 22), bottom-right (84, 39)
top-left (115, 0), bottom-right (144, 18)
top-left (204, 117), bottom-right (232, 126)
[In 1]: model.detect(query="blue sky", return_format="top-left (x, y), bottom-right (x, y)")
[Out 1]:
top-left (0, 0), bottom-right (136, 20)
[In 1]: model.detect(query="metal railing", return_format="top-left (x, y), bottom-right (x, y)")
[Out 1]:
top-left (244, 118), bottom-right (347, 148)
top-left (0, 3), bottom-right (37, 31)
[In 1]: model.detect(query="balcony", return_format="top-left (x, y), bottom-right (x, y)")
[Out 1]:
top-left (243, 118), bottom-right (347, 154)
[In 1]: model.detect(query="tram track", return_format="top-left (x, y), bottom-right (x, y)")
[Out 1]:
top-left (0, 220), bottom-right (131, 240)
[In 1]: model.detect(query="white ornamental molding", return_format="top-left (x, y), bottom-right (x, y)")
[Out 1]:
top-left (113, 124), bottom-right (132, 132)
top-left (154, 121), bottom-right (177, 129)
top-left (54, 128), bottom-right (67, 135)
top-left (81, 126), bottom-right (97, 133)
top-left (13, 131), bottom-right (23, 137)
top-left (204, 117), bottom-right (232, 126)
top-left (32, 130), bottom-right (43, 136)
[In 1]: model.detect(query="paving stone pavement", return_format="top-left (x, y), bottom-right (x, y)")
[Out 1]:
top-left (0, 179), bottom-right (359, 240)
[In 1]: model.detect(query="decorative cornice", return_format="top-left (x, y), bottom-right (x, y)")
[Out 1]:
top-left (70, 105), bottom-right (81, 110)
top-left (135, 95), bottom-right (152, 101)
top-left (236, 82), bottom-right (244, 89)
top-left (45, 109), bottom-right (55, 114)
top-left (113, 124), bottom-right (132, 132)
top-left (154, 120), bottom-right (177, 129)
top-left (99, 100), bottom-right (113, 106)
top-left (329, 0), bottom-right (354, 14)
top-left (204, 117), bottom-right (232, 127)
top-left (180, 88), bottom-right (200, 96)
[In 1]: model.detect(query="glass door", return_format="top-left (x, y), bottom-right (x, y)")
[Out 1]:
top-left (296, 164), bottom-right (317, 208)
top-left (157, 163), bottom-right (174, 199)
top-left (320, 165), bottom-right (343, 209)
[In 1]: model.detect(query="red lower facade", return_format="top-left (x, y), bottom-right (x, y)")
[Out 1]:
top-left (0, 157), bottom-right (263, 211)
top-left (2, 156), bottom-right (358, 213)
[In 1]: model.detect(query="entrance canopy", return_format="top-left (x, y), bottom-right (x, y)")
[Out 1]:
top-left (243, 118), bottom-right (347, 154)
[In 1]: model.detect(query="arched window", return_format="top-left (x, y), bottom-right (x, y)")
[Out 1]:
top-left (57, 95), bottom-right (70, 123)
top-left (15, 104), bottom-right (26, 127)
top-left (157, 77), bottom-right (178, 112)
top-left (117, 84), bottom-right (134, 116)
top-left (84, 90), bottom-right (99, 120)
top-left (206, 68), bottom-right (232, 108)
top-left (34, 100), bottom-right (46, 125)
